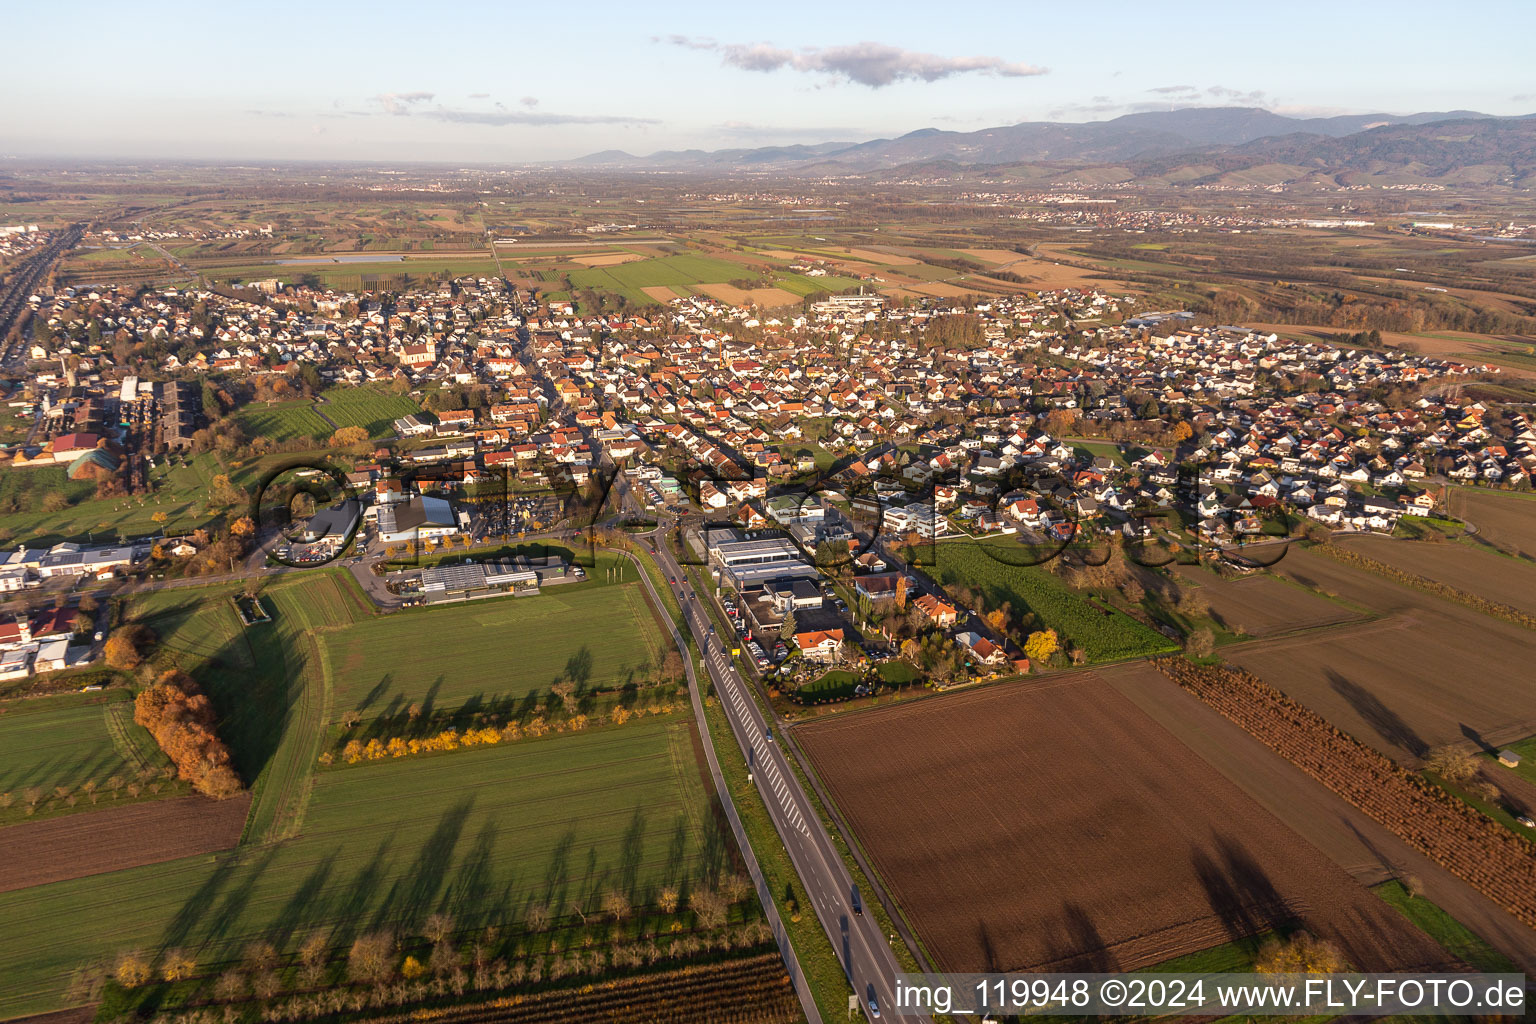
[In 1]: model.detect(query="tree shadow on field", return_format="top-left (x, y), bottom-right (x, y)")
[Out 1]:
top-left (269, 851), bottom-right (338, 950)
top-left (1054, 902), bottom-right (1118, 972)
top-left (617, 806), bottom-right (646, 900)
top-left (371, 797), bottom-right (472, 932)
top-left (1193, 834), bottom-right (1294, 943)
top-left (443, 820), bottom-right (500, 926)
top-left (1460, 722), bottom-right (1498, 755)
top-left (542, 827), bottom-right (576, 912)
top-left (1328, 670), bottom-right (1427, 759)
top-left (355, 673), bottom-right (393, 716)
top-left (329, 838), bottom-right (392, 948)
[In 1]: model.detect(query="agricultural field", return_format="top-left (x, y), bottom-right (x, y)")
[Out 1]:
top-left (929, 538), bottom-right (1175, 661)
top-left (1227, 547), bottom-right (1536, 761)
top-left (1333, 533), bottom-right (1536, 616)
top-left (0, 793), bottom-right (250, 893)
top-left (316, 386), bottom-right (422, 439)
top-left (567, 253), bottom-right (748, 305)
top-left (0, 691), bottom-right (177, 826)
top-left (325, 582), bottom-right (669, 723)
top-left (1169, 564), bottom-right (1365, 637)
top-left (1445, 487), bottom-right (1536, 556)
top-left (0, 715), bottom-right (728, 1019)
top-left (799, 673), bottom-right (1451, 973)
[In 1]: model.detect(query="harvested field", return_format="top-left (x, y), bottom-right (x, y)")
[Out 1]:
top-left (799, 675), bottom-right (1450, 974)
top-left (1334, 534), bottom-right (1536, 616)
top-left (696, 282), bottom-right (801, 307)
top-left (1170, 565), bottom-right (1364, 636)
top-left (1226, 547), bottom-right (1536, 760)
top-left (1447, 488), bottom-right (1536, 554)
top-left (959, 248), bottom-right (1029, 265)
top-left (834, 247), bottom-right (919, 265)
top-left (1158, 658), bottom-right (1536, 932)
top-left (570, 252), bottom-right (644, 267)
top-left (0, 793), bottom-right (250, 893)
top-left (642, 285), bottom-right (684, 302)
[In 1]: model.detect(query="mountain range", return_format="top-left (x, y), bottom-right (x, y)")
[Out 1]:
top-left (570, 107), bottom-right (1536, 184)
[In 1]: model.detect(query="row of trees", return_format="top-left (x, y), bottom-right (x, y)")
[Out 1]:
top-left (133, 670), bottom-right (242, 799)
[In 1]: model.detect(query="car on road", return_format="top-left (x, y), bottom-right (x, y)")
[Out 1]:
top-left (765, 727), bottom-right (773, 742)
top-left (668, 576), bottom-right (675, 585)
top-left (851, 884), bottom-right (863, 916)
top-left (868, 993), bottom-right (880, 1018)
top-left (1518, 815), bottom-right (1536, 828)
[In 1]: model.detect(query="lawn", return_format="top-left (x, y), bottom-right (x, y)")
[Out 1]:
top-left (0, 691), bottom-right (178, 825)
top-left (799, 670), bottom-right (860, 701)
top-left (325, 581), bottom-right (668, 724)
top-left (876, 661), bottom-right (919, 685)
top-left (930, 539), bottom-right (1176, 662)
top-left (774, 273), bottom-right (867, 297)
top-left (1490, 734), bottom-right (1536, 786)
top-left (0, 715), bottom-right (726, 1019)
top-left (234, 400), bottom-right (334, 443)
top-left (1373, 880), bottom-right (1515, 972)
top-left (318, 386), bottom-right (423, 439)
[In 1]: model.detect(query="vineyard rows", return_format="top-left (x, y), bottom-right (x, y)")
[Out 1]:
top-left (1155, 657), bottom-right (1536, 928)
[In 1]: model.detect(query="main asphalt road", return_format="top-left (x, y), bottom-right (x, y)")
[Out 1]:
top-left (647, 520), bottom-right (924, 1024)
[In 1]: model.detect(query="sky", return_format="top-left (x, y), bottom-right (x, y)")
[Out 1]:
top-left (3, 0), bottom-right (1533, 163)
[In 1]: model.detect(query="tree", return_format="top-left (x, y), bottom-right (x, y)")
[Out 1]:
top-left (161, 948), bottom-right (196, 982)
top-left (779, 610), bottom-right (797, 641)
top-left (347, 932), bottom-right (395, 985)
top-left (115, 951), bottom-right (151, 987)
top-left (1024, 629), bottom-right (1059, 663)
top-left (104, 625), bottom-right (155, 670)
top-left (422, 912), bottom-right (455, 945)
top-left (1424, 745), bottom-right (1479, 782)
top-left (1254, 932), bottom-right (1346, 974)
top-left (658, 886), bottom-right (680, 914)
top-left (601, 888), bottom-right (632, 923)
top-left (41, 490), bottom-right (69, 512)
top-left (1185, 627), bottom-right (1215, 659)
top-left (984, 609), bottom-right (1008, 634)
top-left (331, 425), bottom-right (369, 448)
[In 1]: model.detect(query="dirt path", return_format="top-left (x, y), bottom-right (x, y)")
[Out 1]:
top-left (1098, 662), bottom-right (1536, 972)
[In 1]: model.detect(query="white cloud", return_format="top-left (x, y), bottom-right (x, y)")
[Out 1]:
top-left (372, 91), bottom-right (435, 115)
top-left (666, 37), bottom-right (1046, 87)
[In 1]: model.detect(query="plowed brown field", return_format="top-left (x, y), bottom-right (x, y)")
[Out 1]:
top-left (0, 793), bottom-right (249, 892)
top-left (799, 675), bottom-right (1451, 973)
top-left (1171, 566), bottom-right (1364, 636)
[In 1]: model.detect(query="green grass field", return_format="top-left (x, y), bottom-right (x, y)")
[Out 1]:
top-left (0, 714), bottom-right (725, 1019)
top-left (567, 253), bottom-right (749, 305)
top-left (1374, 880), bottom-right (1515, 972)
top-left (0, 463), bottom-right (220, 546)
top-left (130, 572), bottom-right (374, 843)
top-left (234, 400), bottom-right (334, 443)
top-left (317, 387), bottom-right (423, 438)
top-left (325, 582), bottom-right (667, 723)
top-left (773, 272), bottom-right (867, 297)
top-left (0, 691), bottom-right (177, 825)
top-left (930, 539), bottom-right (1177, 662)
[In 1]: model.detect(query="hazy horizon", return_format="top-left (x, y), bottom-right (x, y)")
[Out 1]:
top-left (4, 0), bottom-right (1534, 163)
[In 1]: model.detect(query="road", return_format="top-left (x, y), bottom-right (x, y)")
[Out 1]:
top-left (648, 520), bottom-right (924, 1024)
